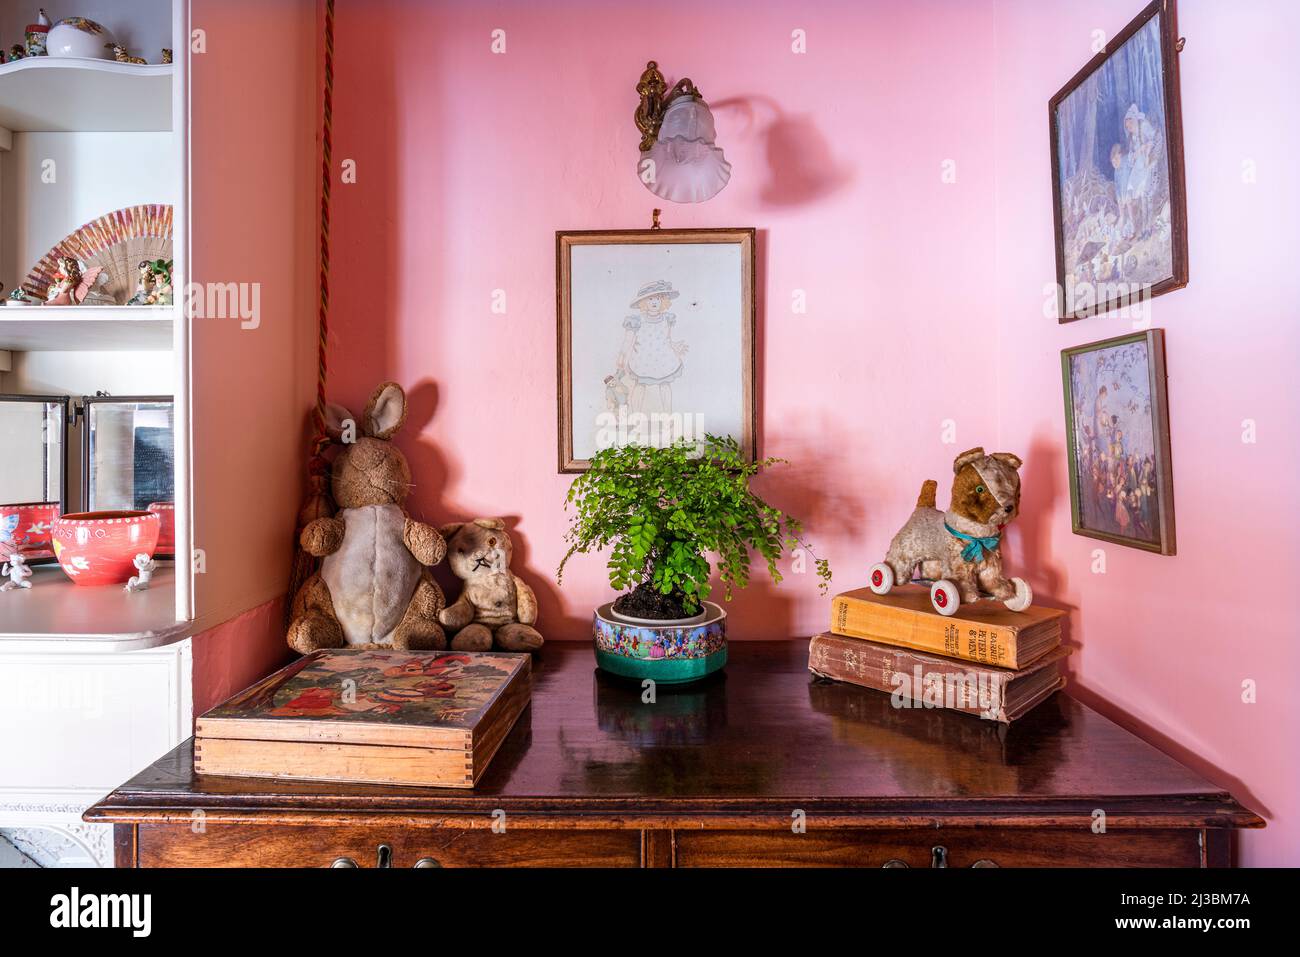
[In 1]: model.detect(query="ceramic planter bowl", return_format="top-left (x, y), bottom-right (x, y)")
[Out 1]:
top-left (52, 511), bottom-right (160, 586)
top-left (147, 502), bottom-right (175, 556)
top-left (0, 501), bottom-right (60, 559)
top-left (593, 601), bottom-right (727, 684)
top-left (46, 18), bottom-right (115, 59)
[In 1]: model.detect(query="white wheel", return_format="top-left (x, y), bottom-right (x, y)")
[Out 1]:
top-left (930, 580), bottom-right (960, 616)
top-left (1004, 577), bottom-right (1033, 612)
top-left (868, 563), bottom-right (894, 595)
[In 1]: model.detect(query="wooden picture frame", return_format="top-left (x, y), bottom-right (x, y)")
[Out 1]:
top-left (556, 228), bottom-right (756, 473)
top-left (1061, 329), bottom-right (1175, 554)
top-left (1049, 0), bottom-right (1187, 322)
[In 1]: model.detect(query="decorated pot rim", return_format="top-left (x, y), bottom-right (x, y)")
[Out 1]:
top-left (147, 501), bottom-right (175, 509)
top-left (55, 510), bottom-right (159, 525)
top-left (593, 601), bottom-right (727, 662)
top-left (0, 500), bottom-right (60, 509)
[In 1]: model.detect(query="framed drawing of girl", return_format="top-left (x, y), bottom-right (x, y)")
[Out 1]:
top-left (556, 228), bottom-right (756, 472)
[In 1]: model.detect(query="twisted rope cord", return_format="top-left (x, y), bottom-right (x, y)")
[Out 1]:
top-left (287, 0), bottom-right (337, 627)
top-left (313, 0), bottom-right (335, 463)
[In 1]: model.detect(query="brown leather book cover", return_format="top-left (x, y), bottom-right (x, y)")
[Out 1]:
top-left (830, 585), bottom-right (1066, 669)
top-left (809, 631), bottom-right (1069, 722)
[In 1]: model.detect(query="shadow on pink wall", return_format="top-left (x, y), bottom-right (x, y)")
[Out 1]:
top-left (710, 95), bottom-right (854, 207)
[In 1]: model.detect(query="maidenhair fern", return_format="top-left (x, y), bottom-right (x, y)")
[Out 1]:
top-left (558, 435), bottom-right (831, 613)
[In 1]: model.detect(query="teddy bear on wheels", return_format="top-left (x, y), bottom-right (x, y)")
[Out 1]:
top-left (868, 446), bottom-right (1033, 617)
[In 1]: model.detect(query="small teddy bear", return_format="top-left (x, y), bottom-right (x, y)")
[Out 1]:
top-left (288, 382), bottom-right (448, 654)
top-left (871, 446), bottom-right (1032, 614)
top-left (438, 519), bottom-right (543, 653)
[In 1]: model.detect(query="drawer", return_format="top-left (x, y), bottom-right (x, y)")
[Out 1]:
top-left (673, 827), bottom-right (1205, 867)
top-left (133, 823), bottom-right (641, 868)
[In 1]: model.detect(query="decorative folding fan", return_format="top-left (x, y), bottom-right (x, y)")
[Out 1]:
top-left (23, 204), bottom-right (173, 305)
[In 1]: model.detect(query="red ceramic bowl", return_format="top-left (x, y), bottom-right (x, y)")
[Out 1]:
top-left (52, 511), bottom-right (160, 586)
top-left (147, 502), bottom-right (175, 555)
top-left (0, 501), bottom-right (60, 559)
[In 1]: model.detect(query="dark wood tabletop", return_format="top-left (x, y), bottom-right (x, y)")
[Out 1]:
top-left (86, 641), bottom-right (1262, 831)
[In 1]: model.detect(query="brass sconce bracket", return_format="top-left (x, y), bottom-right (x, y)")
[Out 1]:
top-left (635, 60), bottom-right (701, 152)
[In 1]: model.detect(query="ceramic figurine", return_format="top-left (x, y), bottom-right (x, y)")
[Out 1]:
top-left (44, 256), bottom-right (105, 306)
top-left (7, 288), bottom-right (37, 307)
top-left (124, 553), bottom-right (156, 592)
top-left (107, 43), bottom-right (147, 65)
top-left (25, 9), bottom-right (52, 56)
top-left (1, 552), bottom-right (33, 592)
top-left (161, 48), bottom-right (173, 64)
top-left (9, 45), bottom-right (25, 61)
top-left (127, 260), bottom-right (156, 305)
top-left (148, 259), bottom-right (173, 305)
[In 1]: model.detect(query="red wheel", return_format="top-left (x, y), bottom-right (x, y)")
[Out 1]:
top-left (868, 563), bottom-right (894, 595)
top-left (930, 580), bottom-right (960, 616)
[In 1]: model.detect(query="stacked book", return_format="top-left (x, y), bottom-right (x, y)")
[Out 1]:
top-left (809, 585), bottom-right (1068, 723)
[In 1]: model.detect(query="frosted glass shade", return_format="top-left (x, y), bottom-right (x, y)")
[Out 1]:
top-left (639, 96), bottom-right (731, 204)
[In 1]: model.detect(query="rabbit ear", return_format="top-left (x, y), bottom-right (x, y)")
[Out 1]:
top-left (363, 382), bottom-right (407, 439)
top-left (991, 452), bottom-right (1023, 470)
top-left (472, 518), bottom-right (506, 530)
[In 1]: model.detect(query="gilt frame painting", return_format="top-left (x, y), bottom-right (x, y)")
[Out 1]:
top-left (1061, 329), bottom-right (1175, 555)
top-left (1049, 0), bottom-right (1187, 322)
top-left (556, 228), bottom-right (756, 473)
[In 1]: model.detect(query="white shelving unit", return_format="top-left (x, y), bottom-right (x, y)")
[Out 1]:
top-left (0, 305), bottom-right (173, 351)
top-left (0, 1), bottom-right (191, 869)
top-left (0, 57), bottom-right (173, 133)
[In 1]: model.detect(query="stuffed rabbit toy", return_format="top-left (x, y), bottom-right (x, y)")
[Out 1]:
top-left (287, 382), bottom-right (448, 654)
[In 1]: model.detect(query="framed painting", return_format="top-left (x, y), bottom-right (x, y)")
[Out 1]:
top-left (556, 228), bottom-right (756, 472)
top-left (1061, 329), bottom-right (1175, 555)
top-left (1049, 0), bottom-right (1187, 322)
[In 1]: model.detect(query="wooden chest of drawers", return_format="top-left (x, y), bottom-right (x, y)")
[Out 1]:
top-left (88, 643), bottom-right (1262, 867)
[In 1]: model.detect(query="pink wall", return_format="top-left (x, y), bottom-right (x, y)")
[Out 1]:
top-left (991, 0), bottom-right (1299, 865)
top-left (319, 0), bottom-right (1292, 863)
top-left (191, 598), bottom-right (293, 716)
top-left (327, 0), bottom-right (1000, 642)
top-left (190, 0), bottom-right (318, 626)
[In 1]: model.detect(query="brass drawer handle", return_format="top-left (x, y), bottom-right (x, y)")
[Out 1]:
top-left (414, 857), bottom-right (443, 868)
top-left (971, 859), bottom-right (999, 868)
top-left (881, 859), bottom-right (909, 868)
top-left (330, 857), bottom-right (358, 868)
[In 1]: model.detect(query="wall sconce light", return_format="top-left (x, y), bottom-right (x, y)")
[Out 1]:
top-left (634, 60), bottom-right (731, 204)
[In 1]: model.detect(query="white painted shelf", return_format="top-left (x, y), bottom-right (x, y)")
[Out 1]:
top-left (0, 305), bottom-right (172, 351)
top-left (0, 563), bottom-right (189, 649)
top-left (0, 57), bottom-right (173, 133)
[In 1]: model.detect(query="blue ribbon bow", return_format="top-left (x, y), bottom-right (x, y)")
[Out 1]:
top-left (945, 523), bottom-right (1000, 563)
